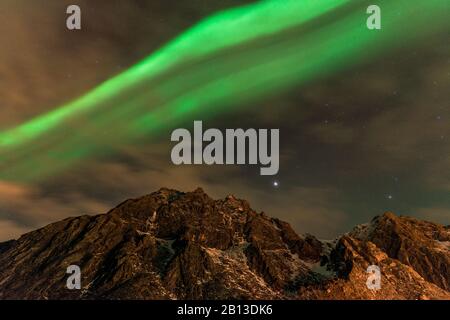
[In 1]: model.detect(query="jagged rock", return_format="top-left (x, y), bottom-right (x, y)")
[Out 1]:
top-left (298, 235), bottom-right (449, 300)
top-left (349, 212), bottom-right (450, 291)
top-left (0, 189), bottom-right (448, 300)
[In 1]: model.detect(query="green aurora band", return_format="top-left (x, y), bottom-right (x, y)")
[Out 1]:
top-left (0, 0), bottom-right (448, 182)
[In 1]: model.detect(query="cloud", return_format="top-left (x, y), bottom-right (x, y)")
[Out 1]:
top-left (0, 180), bottom-right (109, 241)
top-left (414, 207), bottom-right (450, 226)
top-left (237, 186), bottom-right (349, 239)
top-left (0, 220), bottom-right (30, 242)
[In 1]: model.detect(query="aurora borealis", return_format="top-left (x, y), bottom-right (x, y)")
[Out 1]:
top-left (1, 0), bottom-right (448, 182)
top-left (0, 0), bottom-right (449, 241)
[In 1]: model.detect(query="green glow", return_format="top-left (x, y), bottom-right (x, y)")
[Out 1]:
top-left (0, 0), bottom-right (348, 148)
top-left (0, 0), bottom-right (448, 182)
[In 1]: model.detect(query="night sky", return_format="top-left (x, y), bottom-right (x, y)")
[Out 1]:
top-left (0, 0), bottom-right (449, 241)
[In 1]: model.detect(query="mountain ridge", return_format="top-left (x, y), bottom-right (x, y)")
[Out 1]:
top-left (0, 187), bottom-right (448, 300)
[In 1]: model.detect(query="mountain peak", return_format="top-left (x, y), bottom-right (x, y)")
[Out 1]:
top-left (0, 188), bottom-right (448, 300)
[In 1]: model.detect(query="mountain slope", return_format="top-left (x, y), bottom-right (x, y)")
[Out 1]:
top-left (0, 188), bottom-right (448, 300)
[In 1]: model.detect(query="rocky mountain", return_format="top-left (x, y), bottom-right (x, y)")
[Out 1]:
top-left (0, 188), bottom-right (448, 300)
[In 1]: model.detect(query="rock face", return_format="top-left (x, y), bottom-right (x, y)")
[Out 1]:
top-left (0, 188), bottom-right (448, 300)
top-left (349, 212), bottom-right (450, 291)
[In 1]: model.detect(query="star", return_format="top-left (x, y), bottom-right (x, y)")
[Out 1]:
top-left (273, 181), bottom-right (279, 187)
top-left (386, 194), bottom-right (393, 200)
